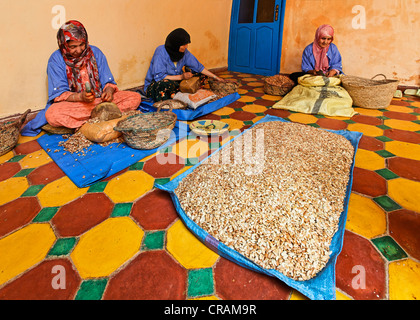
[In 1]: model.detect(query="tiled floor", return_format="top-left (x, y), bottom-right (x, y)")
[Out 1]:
top-left (0, 71), bottom-right (419, 300)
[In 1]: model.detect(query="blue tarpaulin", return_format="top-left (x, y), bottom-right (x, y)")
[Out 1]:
top-left (155, 115), bottom-right (363, 300)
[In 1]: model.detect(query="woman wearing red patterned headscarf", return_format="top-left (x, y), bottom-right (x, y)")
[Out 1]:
top-left (301, 24), bottom-right (343, 77)
top-left (22, 20), bottom-right (141, 135)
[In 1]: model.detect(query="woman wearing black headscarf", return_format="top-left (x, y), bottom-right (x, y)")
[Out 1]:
top-left (144, 28), bottom-right (224, 102)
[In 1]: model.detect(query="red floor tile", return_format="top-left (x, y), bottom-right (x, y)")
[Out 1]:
top-left (254, 99), bottom-right (276, 107)
top-left (0, 197), bottom-right (41, 237)
top-left (27, 161), bottom-right (66, 185)
top-left (131, 189), bottom-right (178, 230)
top-left (352, 167), bottom-right (387, 197)
top-left (229, 111), bottom-right (257, 121)
top-left (264, 108), bottom-right (291, 118)
top-left (51, 193), bottom-right (113, 237)
top-left (336, 231), bottom-right (386, 300)
top-left (0, 258), bottom-right (81, 300)
top-left (388, 157), bottom-right (420, 182)
top-left (0, 162), bottom-right (21, 182)
top-left (143, 155), bottom-right (185, 178)
top-left (358, 136), bottom-right (384, 151)
top-left (13, 140), bottom-right (42, 155)
top-left (214, 258), bottom-right (291, 300)
top-left (389, 210), bottom-right (420, 261)
top-left (384, 129), bottom-right (420, 144)
top-left (390, 99), bottom-right (411, 106)
top-left (103, 250), bottom-right (187, 300)
top-left (351, 114), bottom-right (383, 126)
top-left (383, 111), bottom-right (417, 121)
top-left (316, 118), bottom-right (348, 130)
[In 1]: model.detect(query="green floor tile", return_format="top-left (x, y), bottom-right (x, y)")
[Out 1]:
top-left (129, 162), bottom-right (144, 171)
top-left (13, 168), bottom-right (34, 177)
top-left (209, 142), bottom-right (221, 149)
top-left (187, 268), bottom-right (214, 298)
top-left (21, 185), bottom-right (44, 197)
top-left (87, 181), bottom-right (108, 193)
top-left (33, 207), bottom-right (59, 222)
top-left (373, 195), bottom-right (402, 212)
top-left (377, 124), bottom-right (392, 130)
top-left (220, 115), bottom-right (230, 119)
top-left (7, 155), bottom-right (25, 162)
top-left (413, 119), bottom-right (420, 125)
top-left (186, 158), bottom-right (199, 166)
top-left (48, 238), bottom-right (77, 256)
top-left (375, 136), bottom-right (393, 142)
top-left (111, 203), bottom-right (132, 217)
top-left (308, 123), bottom-right (320, 128)
top-left (371, 236), bottom-right (407, 261)
top-left (155, 178), bottom-right (170, 186)
top-left (343, 119), bottom-right (356, 124)
top-left (375, 150), bottom-right (395, 158)
top-left (142, 231), bottom-right (165, 250)
top-left (375, 168), bottom-right (399, 180)
top-left (75, 279), bottom-right (108, 300)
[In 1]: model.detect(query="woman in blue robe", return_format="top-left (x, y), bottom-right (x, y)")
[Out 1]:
top-left (144, 28), bottom-right (225, 102)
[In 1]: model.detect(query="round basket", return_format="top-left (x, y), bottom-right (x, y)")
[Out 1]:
top-left (341, 74), bottom-right (399, 109)
top-left (0, 109), bottom-right (30, 156)
top-left (114, 106), bottom-right (177, 150)
top-left (264, 74), bottom-right (295, 96)
top-left (208, 79), bottom-right (239, 97)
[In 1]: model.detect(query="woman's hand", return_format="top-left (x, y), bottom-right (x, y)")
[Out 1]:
top-left (80, 91), bottom-right (95, 103)
top-left (101, 86), bottom-right (115, 102)
top-left (182, 72), bottom-right (193, 80)
top-left (326, 69), bottom-right (338, 77)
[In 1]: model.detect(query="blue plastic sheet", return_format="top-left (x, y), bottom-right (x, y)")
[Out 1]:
top-left (37, 122), bottom-right (190, 188)
top-left (155, 115), bottom-right (363, 300)
top-left (139, 92), bottom-right (240, 121)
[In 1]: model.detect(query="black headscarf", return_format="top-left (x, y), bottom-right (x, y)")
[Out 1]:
top-left (165, 28), bottom-right (191, 62)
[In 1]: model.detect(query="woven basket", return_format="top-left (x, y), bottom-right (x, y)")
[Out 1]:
top-left (264, 74), bottom-right (295, 96)
top-left (208, 79), bottom-right (239, 97)
top-left (0, 109), bottom-right (30, 156)
top-left (114, 106), bottom-right (177, 150)
top-left (341, 74), bottom-right (399, 109)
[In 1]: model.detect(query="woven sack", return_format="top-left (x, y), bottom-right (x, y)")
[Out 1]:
top-left (180, 77), bottom-right (201, 93)
top-left (208, 79), bottom-right (239, 97)
top-left (341, 74), bottom-right (399, 109)
top-left (114, 106), bottom-right (177, 150)
top-left (264, 75), bottom-right (295, 96)
top-left (80, 116), bottom-right (128, 143)
top-left (0, 109), bottom-right (30, 156)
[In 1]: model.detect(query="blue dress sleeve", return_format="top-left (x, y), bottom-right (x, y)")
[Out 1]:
top-left (91, 46), bottom-right (117, 88)
top-left (301, 44), bottom-right (315, 72)
top-left (327, 43), bottom-right (343, 74)
top-left (183, 50), bottom-right (204, 73)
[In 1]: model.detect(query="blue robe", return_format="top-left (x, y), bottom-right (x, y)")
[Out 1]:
top-left (144, 45), bottom-right (204, 92)
top-left (301, 43), bottom-right (343, 74)
top-left (21, 46), bottom-right (116, 136)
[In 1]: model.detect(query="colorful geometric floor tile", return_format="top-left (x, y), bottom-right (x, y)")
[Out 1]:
top-left (0, 70), bottom-right (419, 300)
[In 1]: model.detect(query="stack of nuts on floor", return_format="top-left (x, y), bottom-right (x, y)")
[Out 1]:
top-left (58, 104), bottom-right (142, 154)
top-left (175, 121), bottom-right (354, 281)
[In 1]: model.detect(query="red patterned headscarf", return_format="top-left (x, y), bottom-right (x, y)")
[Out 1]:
top-left (312, 24), bottom-right (334, 73)
top-left (57, 20), bottom-right (102, 97)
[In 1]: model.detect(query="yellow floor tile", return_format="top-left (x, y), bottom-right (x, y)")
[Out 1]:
top-left (173, 139), bottom-right (209, 159)
top-left (167, 220), bottom-right (219, 269)
top-left (19, 149), bottom-right (52, 169)
top-left (346, 123), bottom-right (383, 137)
top-left (71, 217), bottom-right (143, 278)
top-left (242, 104), bottom-right (268, 113)
top-left (212, 106), bottom-right (235, 116)
top-left (37, 176), bottom-right (88, 207)
top-left (16, 132), bottom-right (45, 145)
top-left (220, 119), bottom-right (244, 131)
top-left (389, 259), bottom-right (420, 300)
top-left (0, 151), bottom-right (14, 164)
top-left (386, 105), bottom-right (415, 113)
top-left (353, 108), bottom-right (383, 117)
top-left (346, 193), bottom-right (386, 238)
top-left (0, 223), bottom-right (56, 286)
top-left (384, 119), bottom-right (420, 132)
top-left (354, 149), bottom-right (385, 171)
top-left (288, 113), bottom-right (318, 124)
top-left (238, 96), bottom-right (257, 103)
top-left (0, 177), bottom-right (29, 206)
top-left (104, 170), bottom-right (154, 203)
top-left (388, 178), bottom-right (420, 213)
top-left (385, 140), bottom-right (420, 161)
top-left (261, 94), bottom-right (282, 101)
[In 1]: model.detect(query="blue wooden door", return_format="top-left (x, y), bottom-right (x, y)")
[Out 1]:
top-left (228, 0), bottom-right (286, 76)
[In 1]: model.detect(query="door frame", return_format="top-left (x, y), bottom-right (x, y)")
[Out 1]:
top-left (228, 0), bottom-right (287, 76)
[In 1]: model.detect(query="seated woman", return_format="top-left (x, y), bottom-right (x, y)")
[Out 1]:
top-left (289, 24), bottom-right (343, 84)
top-left (22, 20), bottom-right (141, 136)
top-left (144, 28), bottom-right (225, 102)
